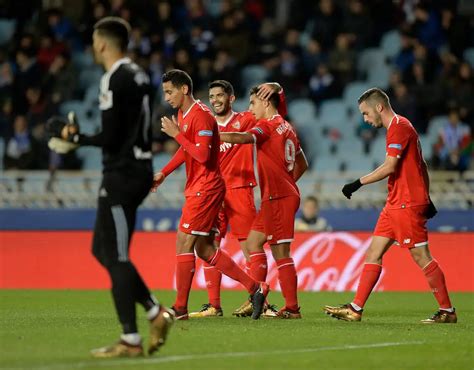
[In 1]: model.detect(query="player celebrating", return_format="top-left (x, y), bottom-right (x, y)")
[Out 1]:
top-left (189, 80), bottom-right (287, 318)
top-left (151, 69), bottom-right (269, 320)
top-left (324, 88), bottom-right (457, 323)
top-left (220, 86), bottom-right (308, 319)
top-left (48, 17), bottom-right (174, 357)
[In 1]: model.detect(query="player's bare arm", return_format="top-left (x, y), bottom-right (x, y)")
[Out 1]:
top-left (161, 116), bottom-right (180, 138)
top-left (220, 132), bottom-right (254, 144)
top-left (360, 155), bottom-right (398, 185)
top-left (293, 150), bottom-right (308, 181)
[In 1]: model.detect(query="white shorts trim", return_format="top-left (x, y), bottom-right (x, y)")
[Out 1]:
top-left (191, 230), bottom-right (210, 236)
top-left (276, 238), bottom-right (294, 244)
top-left (414, 241), bottom-right (428, 248)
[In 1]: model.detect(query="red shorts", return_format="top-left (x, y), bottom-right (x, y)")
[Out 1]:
top-left (373, 205), bottom-right (429, 248)
top-left (251, 195), bottom-right (300, 245)
top-left (179, 190), bottom-right (225, 236)
top-left (217, 187), bottom-right (256, 240)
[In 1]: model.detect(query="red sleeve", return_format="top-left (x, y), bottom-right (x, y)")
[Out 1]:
top-left (249, 120), bottom-right (271, 144)
top-left (277, 89), bottom-right (287, 117)
top-left (161, 147), bottom-right (185, 176)
top-left (175, 112), bottom-right (215, 164)
top-left (240, 112), bottom-right (257, 131)
top-left (386, 125), bottom-right (410, 159)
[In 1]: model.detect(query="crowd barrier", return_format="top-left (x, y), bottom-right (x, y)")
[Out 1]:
top-left (1, 231), bottom-right (472, 291)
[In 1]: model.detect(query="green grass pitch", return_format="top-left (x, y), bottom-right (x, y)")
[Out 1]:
top-left (1, 290), bottom-right (473, 370)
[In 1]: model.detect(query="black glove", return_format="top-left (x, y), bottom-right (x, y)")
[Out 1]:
top-left (342, 179), bottom-right (363, 199)
top-left (425, 198), bottom-right (438, 219)
top-left (46, 112), bottom-right (80, 153)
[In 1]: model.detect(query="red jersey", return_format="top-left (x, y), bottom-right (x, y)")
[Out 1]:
top-left (178, 101), bottom-right (224, 196)
top-left (385, 115), bottom-right (430, 209)
top-left (218, 111), bottom-right (257, 189)
top-left (250, 115), bottom-right (301, 201)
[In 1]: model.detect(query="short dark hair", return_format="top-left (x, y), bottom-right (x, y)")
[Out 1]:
top-left (305, 195), bottom-right (319, 205)
top-left (358, 87), bottom-right (390, 108)
top-left (250, 86), bottom-right (279, 109)
top-left (93, 17), bottom-right (131, 52)
top-left (162, 69), bottom-right (193, 94)
top-left (208, 80), bottom-right (234, 96)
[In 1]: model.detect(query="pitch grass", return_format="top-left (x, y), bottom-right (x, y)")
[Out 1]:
top-left (0, 290), bottom-right (473, 370)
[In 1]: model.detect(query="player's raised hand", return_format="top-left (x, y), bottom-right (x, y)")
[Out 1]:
top-left (161, 115), bottom-right (180, 138)
top-left (151, 172), bottom-right (165, 192)
top-left (256, 82), bottom-right (281, 101)
top-left (342, 179), bottom-right (363, 199)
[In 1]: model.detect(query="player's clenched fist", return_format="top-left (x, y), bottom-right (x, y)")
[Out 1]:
top-left (151, 172), bottom-right (165, 192)
top-left (342, 179), bottom-right (363, 199)
top-left (161, 115), bottom-right (180, 138)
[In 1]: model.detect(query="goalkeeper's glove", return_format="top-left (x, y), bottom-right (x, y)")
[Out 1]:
top-left (342, 179), bottom-right (363, 199)
top-left (46, 112), bottom-right (80, 153)
top-left (425, 198), bottom-right (438, 219)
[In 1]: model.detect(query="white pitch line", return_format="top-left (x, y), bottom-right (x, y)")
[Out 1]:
top-left (1, 341), bottom-right (424, 370)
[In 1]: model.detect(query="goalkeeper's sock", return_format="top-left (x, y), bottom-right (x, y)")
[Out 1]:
top-left (207, 249), bottom-right (257, 294)
top-left (353, 263), bottom-right (382, 308)
top-left (203, 261), bottom-right (222, 309)
top-left (423, 260), bottom-right (453, 309)
top-left (249, 251), bottom-right (268, 282)
top-left (174, 253), bottom-right (195, 310)
top-left (120, 333), bottom-right (141, 346)
top-left (276, 258), bottom-right (299, 311)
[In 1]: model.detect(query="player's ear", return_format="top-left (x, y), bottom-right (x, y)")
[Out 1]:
top-left (182, 84), bottom-right (189, 95)
top-left (229, 95), bottom-right (236, 104)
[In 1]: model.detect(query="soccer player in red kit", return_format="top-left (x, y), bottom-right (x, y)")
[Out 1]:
top-left (189, 80), bottom-right (287, 318)
top-left (220, 86), bottom-right (308, 319)
top-left (324, 88), bottom-right (457, 323)
top-left (151, 69), bottom-right (269, 320)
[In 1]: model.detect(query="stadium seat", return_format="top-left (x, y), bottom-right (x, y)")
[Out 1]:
top-left (357, 48), bottom-right (387, 79)
top-left (288, 98), bottom-right (317, 124)
top-left (241, 65), bottom-right (269, 91)
top-left (0, 19), bottom-right (16, 45)
top-left (463, 47), bottom-right (474, 68)
top-left (311, 155), bottom-right (343, 173)
top-left (78, 67), bottom-right (103, 91)
top-left (344, 154), bottom-right (378, 172)
top-left (370, 136), bottom-right (386, 157)
top-left (232, 98), bottom-right (249, 113)
top-left (380, 30), bottom-right (401, 59)
top-left (367, 63), bottom-right (392, 89)
top-left (71, 50), bottom-right (94, 70)
top-left (343, 81), bottom-right (371, 114)
top-left (426, 115), bottom-right (448, 141)
top-left (77, 147), bottom-right (102, 170)
top-left (59, 100), bottom-right (88, 122)
top-left (318, 99), bottom-right (349, 127)
top-left (419, 134), bottom-right (433, 159)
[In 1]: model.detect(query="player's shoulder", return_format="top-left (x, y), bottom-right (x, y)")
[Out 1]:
top-left (235, 111), bottom-right (257, 129)
top-left (389, 115), bottom-right (416, 134)
top-left (110, 60), bottom-right (150, 91)
top-left (189, 101), bottom-right (216, 124)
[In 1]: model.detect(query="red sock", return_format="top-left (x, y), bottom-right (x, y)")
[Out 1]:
top-left (174, 253), bottom-right (195, 310)
top-left (203, 261), bottom-right (222, 308)
top-left (207, 249), bottom-right (257, 294)
top-left (276, 258), bottom-right (298, 311)
top-left (249, 251), bottom-right (268, 282)
top-left (353, 263), bottom-right (382, 308)
top-left (423, 260), bottom-right (453, 309)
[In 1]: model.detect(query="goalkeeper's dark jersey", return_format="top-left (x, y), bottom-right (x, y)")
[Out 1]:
top-left (79, 57), bottom-right (153, 174)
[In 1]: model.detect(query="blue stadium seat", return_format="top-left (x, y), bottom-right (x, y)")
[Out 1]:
top-left (344, 154), bottom-right (378, 172)
top-left (343, 81), bottom-right (371, 114)
top-left (318, 99), bottom-right (349, 127)
top-left (59, 100), bottom-right (88, 122)
top-left (241, 65), bottom-right (269, 91)
top-left (288, 98), bottom-right (317, 124)
top-left (232, 98), bottom-right (249, 113)
top-left (71, 50), bottom-right (94, 70)
top-left (357, 48), bottom-right (387, 79)
top-left (463, 47), bottom-right (474, 68)
top-left (78, 67), bottom-right (103, 91)
top-left (370, 136), bottom-right (386, 158)
top-left (380, 30), bottom-right (401, 59)
top-left (311, 155), bottom-right (343, 173)
top-left (426, 115), bottom-right (448, 141)
top-left (419, 134), bottom-right (433, 159)
top-left (153, 152), bottom-right (172, 171)
top-left (0, 19), bottom-right (16, 45)
top-left (77, 147), bottom-right (102, 170)
top-left (368, 63), bottom-right (392, 89)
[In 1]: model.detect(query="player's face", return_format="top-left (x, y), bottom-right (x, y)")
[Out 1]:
top-left (162, 81), bottom-right (185, 109)
top-left (92, 31), bottom-right (105, 65)
top-left (248, 94), bottom-right (265, 120)
top-left (209, 87), bottom-right (233, 116)
top-left (359, 101), bottom-right (383, 128)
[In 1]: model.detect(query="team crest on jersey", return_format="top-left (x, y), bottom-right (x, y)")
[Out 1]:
top-left (232, 121), bottom-right (241, 129)
top-left (182, 124), bottom-right (188, 132)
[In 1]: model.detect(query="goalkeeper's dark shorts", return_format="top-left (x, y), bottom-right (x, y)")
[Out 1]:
top-left (91, 170), bottom-right (153, 267)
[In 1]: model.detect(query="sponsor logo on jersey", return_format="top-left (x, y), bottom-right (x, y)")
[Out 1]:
top-left (182, 223), bottom-right (190, 229)
top-left (232, 121), bottom-right (241, 129)
top-left (403, 238), bottom-right (411, 244)
top-left (220, 142), bottom-right (233, 152)
top-left (198, 130), bottom-right (213, 136)
top-left (388, 143), bottom-right (402, 150)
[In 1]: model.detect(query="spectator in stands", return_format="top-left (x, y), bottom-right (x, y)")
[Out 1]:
top-left (413, 3), bottom-right (444, 52)
top-left (394, 31), bottom-right (415, 75)
top-left (433, 108), bottom-right (472, 172)
top-left (36, 33), bottom-right (65, 72)
top-left (295, 196), bottom-right (332, 232)
top-left (450, 62), bottom-right (474, 125)
top-left (341, 0), bottom-right (373, 50)
top-left (43, 51), bottom-right (77, 104)
top-left (4, 115), bottom-right (40, 169)
top-left (301, 38), bottom-right (326, 77)
top-left (25, 85), bottom-right (56, 129)
top-left (13, 47), bottom-right (41, 114)
top-left (0, 55), bottom-right (14, 103)
top-left (390, 82), bottom-right (417, 127)
top-left (308, 63), bottom-right (337, 106)
top-left (327, 33), bottom-right (356, 86)
top-left (356, 117), bottom-right (378, 155)
top-left (311, 0), bottom-right (341, 51)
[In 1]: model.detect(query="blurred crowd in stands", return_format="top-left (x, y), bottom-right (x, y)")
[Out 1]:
top-left (0, 0), bottom-right (473, 172)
